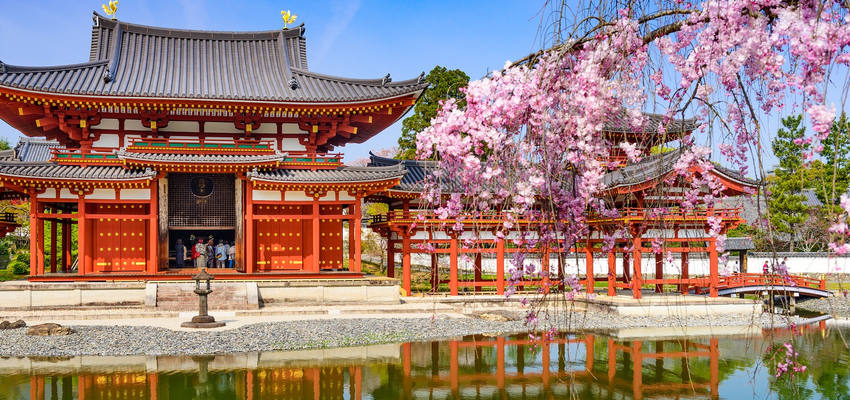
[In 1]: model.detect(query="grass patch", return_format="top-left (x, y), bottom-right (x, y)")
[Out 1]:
top-left (0, 269), bottom-right (26, 282)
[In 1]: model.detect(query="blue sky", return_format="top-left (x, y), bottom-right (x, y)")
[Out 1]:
top-left (0, 0), bottom-right (547, 163)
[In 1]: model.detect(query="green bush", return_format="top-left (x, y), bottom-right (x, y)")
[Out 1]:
top-left (9, 251), bottom-right (29, 275)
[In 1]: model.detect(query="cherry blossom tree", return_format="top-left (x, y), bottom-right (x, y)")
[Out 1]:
top-left (415, 0), bottom-right (849, 381)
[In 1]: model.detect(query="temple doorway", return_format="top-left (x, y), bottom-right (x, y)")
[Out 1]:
top-left (166, 173), bottom-right (236, 268)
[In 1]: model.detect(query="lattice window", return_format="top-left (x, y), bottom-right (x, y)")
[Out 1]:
top-left (168, 173), bottom-right (235, 228)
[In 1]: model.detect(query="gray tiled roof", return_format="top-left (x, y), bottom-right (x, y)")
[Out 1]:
top-left (247, 166), bottom-right (405, 183)
top-left (797, 189), bottom-right (823, 207)
top-left (603, 111), bottom-right (699, 134)
top-left (725, 236), bottom-right (754, 251)
top-left (0, 162), bottom-right (155, 181)
top-left (0, 13), bottom-right (427, 103)
top-left (14, 139), bottom-right (60, 162)
top-left (248, 164), bottom-right (405, 184)
top-left (368, 153), bottom-right (438, 192)
top-left (374, 148), bottom-right (757, 194)
top-left (117, 149), bottom-right (287, 164)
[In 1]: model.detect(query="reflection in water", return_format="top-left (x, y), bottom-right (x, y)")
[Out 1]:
top-left (4, 320), bottom-right (845, 400)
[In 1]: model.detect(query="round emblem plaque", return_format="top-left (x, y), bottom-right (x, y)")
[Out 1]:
top-left (191, 177), bottom-right (214, 197)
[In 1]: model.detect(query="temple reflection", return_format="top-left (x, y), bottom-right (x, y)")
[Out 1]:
top-left (14, 321), bottom-right (830, 400)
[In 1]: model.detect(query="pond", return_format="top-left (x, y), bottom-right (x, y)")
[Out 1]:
top-left (0, 321), bottom-right (846, 399)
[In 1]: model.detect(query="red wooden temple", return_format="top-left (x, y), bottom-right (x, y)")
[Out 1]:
top-left (0, 13), bottom-right (426, 281)
top-left (368, 114), bottom-right (760, 298)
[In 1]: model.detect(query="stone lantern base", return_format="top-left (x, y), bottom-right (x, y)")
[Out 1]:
top-left (181, 316), bottom-right (226, 329)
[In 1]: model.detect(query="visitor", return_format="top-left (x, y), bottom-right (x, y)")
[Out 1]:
top-left (215, 240), bottom-right (227, 268)
top-left (174, 238), bottom-right (186, 268)
top-left (777, 257), bottom-right (788, 276)
top-left (206, 237), bottom-right (216, 269)
top-left (194, 238), bottom-right (206, 268)
top-left (227, 241), bottom-right (236, 268)
top-left (762, 261), bottom-right (769, 275)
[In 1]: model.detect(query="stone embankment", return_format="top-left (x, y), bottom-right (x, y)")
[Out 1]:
top-left (798, 295), bottom-right (850, 318)
top-left (0, 311), bottom-right (802, 357)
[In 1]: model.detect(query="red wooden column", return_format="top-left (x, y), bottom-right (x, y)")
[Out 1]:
top-left (347, 216), bottom-right (355, 270)
top-left (35, 203), bottom-right (45, 276)
top-left (430, 253), bottom-right (439, 292)
top-left (312, 196), bottom-right (320, 272)
top-left (708, 238), bottom-right (719, 297)
top-left (77, 195), bottom-right (88, 276)
top-left (680, 242), bottom-right (689, 294)
top-left (496, 238), bottom-right (505, 295)
top-left (607, 338), bottom-right (616, 385)
top-left (386, 239), bottom-right (395, 278)
top-left (654, 253), bottom-right (664, 293)
top-left (352, 197), bottom-right (362, 273)
top-left (62, 221), bottom-right (71, 272)
top-left (496, 337), bottom-right (505, 392)
top-left (245, 182), bottom-right (255, 274)
top-left (607, 249), bottom-right (616, 296)
top-left (147, 182), bottom-right (159, 274)
top-left (632, 341), bottom-right (643, 400)
top-left (541, 246), bottom-right (550, 294)
top-left (586, 246), bottom-right (594, 294)
top-left (541, 340), bottom-right (551, 390)
top-left (585, 335), bottom-right (595, 371)
top-left (28, 193), bottom-right (38, 276)
top-left (49, 216), bottom-right (57, 273)
top-left (622, 249), bottom-right (631, 283)
top-left (449, 340), bottom-right (459, 397)
top-left (632, 235), bottom-right (643, 299)
top-left (449, 234), bottom-right (459, 296)
top-left (402, 232), bottom-right (411, 295)
top-left (473, 253), bottom-right (482, 293)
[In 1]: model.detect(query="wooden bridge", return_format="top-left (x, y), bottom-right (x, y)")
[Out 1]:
top-left (691, 273), bottom-right (831, 298)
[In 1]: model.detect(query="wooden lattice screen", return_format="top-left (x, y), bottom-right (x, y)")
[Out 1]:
top-left (168, 173), bottom-right (235, 228)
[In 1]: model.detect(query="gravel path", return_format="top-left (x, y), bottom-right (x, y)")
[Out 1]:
top-left (0, 311), bottom-right (804, 357)
top-left (797, 295), bottom-right (850, 318)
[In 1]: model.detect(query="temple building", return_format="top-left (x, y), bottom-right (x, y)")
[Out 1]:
top-left (368, 114), bottom-right (759, 298)
top-left (0, 13), bottom-right (426, 281)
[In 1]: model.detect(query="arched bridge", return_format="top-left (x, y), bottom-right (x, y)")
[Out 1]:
top-left (710, 273), bottom-right (831, 298)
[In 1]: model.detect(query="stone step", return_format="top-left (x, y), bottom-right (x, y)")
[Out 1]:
top-left (150, 282), bottom-right (259, 310)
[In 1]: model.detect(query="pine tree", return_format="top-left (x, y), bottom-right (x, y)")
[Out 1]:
top-left (768, 115), bottom-right (809, 251)
top-left (818, 112), bottom-right (850, 206)
top-left (397, 66), bottom-right (469, 160)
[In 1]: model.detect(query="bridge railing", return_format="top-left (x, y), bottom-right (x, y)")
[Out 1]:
top-left (717, 273), bottom-right (825, 291)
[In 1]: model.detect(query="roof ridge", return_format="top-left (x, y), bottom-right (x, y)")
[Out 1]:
top-left (93, 12), bottom-right (304, 40)
top-left (292, 68), bottom-right (426, 87)
top-left (1, 60), bottom-right (108, 74)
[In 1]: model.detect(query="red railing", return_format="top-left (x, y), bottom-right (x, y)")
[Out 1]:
top-left (280, 151), bottom-right (342, 168)
top-left (371, 208), bottom-right (743, 225)
top-left (716, 273), bottom-right (826, 291)
top-left (126, 137), bottom-right (277, 153)
top-left (51, 147), bottom-right (122, 165)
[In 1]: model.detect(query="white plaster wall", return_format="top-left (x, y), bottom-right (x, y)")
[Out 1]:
top-left (280, 138), bottom-right (306, 152)
top-left (159, 121), bottom-right (199, 133)
top-left (88, 188), bottom-right (116, 200)
top-left (338, 192), bottom-right (355, 201)
top-left (92, 118), bottom-right (119, 130)
top-left (120, 188), bottom-right (151, 200)
top-left (318, 192), bottom-right (335, 202)
top-left (36, 188), bottom-right (56, 199)
top-left (281, 123), bottom-right (306, 134)
top-left (253, 190), bottom-right (282, 202)
top-left (93, 134), bottom-right (119, 148)
top-left (284, 191), bottom-right (312, 201)
top-left (204, 122), bottom-right (241, 134)
top-left (123, 120), bottom-right (146, 131)
top-left (251, 124), bottom-right (277, 134)
top-left (59, 188), bottom-right (78, 199)
top-left (746, 253), bottom-right (850, 274)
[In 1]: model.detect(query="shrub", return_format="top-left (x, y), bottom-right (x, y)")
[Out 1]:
top-left (9, 251), bottom-right (29, 275)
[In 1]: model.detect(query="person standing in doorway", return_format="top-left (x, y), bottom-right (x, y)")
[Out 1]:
top-left (194, 238), bottom-right (206, 269)
top-left (175, 238), bottom-right (186, 268)
top-left (206, 237), bottom-right (216, 269)
top-left (215, 240), bottom-right (227, 268)
top-left (227, 241), bottom-right (236, 269)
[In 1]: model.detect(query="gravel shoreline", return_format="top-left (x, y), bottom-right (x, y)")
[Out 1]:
top-left (0, 311), bottom-right (805, 357)
top-left (797, 296), bottom-right (850, 318)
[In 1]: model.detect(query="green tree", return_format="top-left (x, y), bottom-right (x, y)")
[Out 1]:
top-left (397, 66), bottom-right (469, 160)
top-left (818, 112), bottom-right (850, 206)
top-left (768, 115), bottom-right (809, 251)
top-left (0, 137), bottom-right (10, 151)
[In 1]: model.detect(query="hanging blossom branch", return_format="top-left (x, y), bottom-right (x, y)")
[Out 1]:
top-left (416, 0), bottom-right (849, 368)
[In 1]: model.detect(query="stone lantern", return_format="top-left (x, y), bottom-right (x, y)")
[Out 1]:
top-left (180, 268), bottom-right (225, 328)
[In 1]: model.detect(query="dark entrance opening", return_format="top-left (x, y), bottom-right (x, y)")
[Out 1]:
top-left (169, 229), bottom-right (235, 268)
top-left (167, 173), bottom-right (236, 268)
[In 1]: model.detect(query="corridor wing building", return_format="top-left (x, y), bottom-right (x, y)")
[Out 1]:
top-left (0, 13), bottom-right (426, 280)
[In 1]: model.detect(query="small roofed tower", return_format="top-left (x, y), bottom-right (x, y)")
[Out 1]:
top-left (0, 13), bottom-right (426, 280)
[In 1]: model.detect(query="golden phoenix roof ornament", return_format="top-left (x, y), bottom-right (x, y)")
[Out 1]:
top-left (102, 0), bottom-right (118, 20)
top-left (281, 10), bottom-right (297, 29)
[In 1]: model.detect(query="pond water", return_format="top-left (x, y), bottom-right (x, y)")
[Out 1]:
top-left (0, 321), bottom-right (847, 399)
